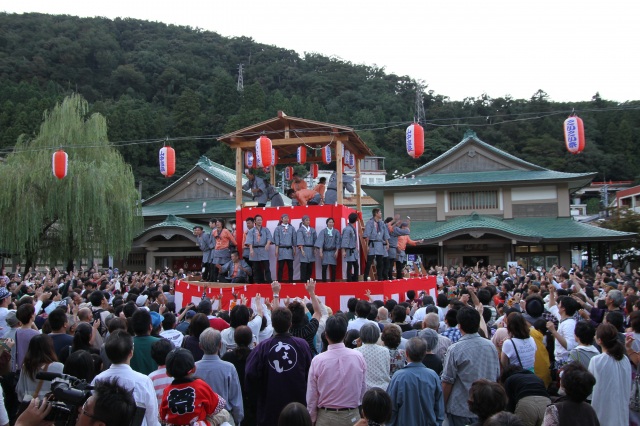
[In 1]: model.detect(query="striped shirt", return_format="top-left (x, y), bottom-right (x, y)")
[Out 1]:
top-left (149, 366), bottom-right (172, 408)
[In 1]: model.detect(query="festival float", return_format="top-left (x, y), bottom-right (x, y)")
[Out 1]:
top-left (174, 112), bottom-right (436, 312)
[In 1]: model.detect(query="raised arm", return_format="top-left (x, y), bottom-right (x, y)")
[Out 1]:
top-left (306, 279), bottom-right (322, 321)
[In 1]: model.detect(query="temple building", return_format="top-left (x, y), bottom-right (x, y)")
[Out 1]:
top-left (362, 130), bottom-right (635, 269)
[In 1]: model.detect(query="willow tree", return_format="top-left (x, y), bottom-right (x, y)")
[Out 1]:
top-left (0, 93), bottom-right (142, 271)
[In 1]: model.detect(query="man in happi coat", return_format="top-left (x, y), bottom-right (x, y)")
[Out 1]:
top-left (246, 215), bottom-right (273, 283)
top-left (341, 212), bottom-right (360, 282)
top-left (296, 215), bottom-right (317, 283)
top-left (274, 214), bottom-right (297, 283)
top-left (315, 218), bottom-right (341, 282)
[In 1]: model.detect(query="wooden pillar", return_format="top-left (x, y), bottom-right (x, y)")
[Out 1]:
top-left (336, 140), bottom-right (344, 205)
top-left (235, 147), bottom-right (243, 208)
top-left (270, 165), bottom-right (276, 186)
top-left (587, 242), bottom-right (592, 268)
top-left (355, 155), bottom-right (362, 212)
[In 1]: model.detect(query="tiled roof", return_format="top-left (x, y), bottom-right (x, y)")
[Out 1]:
top-left (371, 169), bottom-right (595, 187)
top-left (409, 129), bottom-right (546, 175)
top-left (142, 199), bottom-right (240, 217)
top-left (362, 169), bottom-right (596, 203)
top-left (409, 214), bottom-right (636, 243)
top-left (143, 156), bottom-right (249, 206)
top-left (195, 156), bottom-right (246, 188)
top-left (136, 215), bottom-right (209, 237)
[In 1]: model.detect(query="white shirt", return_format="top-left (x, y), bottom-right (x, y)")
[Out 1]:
top-left (347, 317), bottom-right (377, 332)
top-left (589, 353), bottom-right (631, 426)
top-left (548, 306), bottom-right (577, 362)
top-left (411, 307), bottom-right (428, 325)
top-left (92, 364), bottom-right (160, 426)
top-left (502, 337), bottom-right (536, 371)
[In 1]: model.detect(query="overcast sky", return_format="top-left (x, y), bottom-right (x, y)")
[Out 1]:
top-left (3, 1), bottom-right (638, 103)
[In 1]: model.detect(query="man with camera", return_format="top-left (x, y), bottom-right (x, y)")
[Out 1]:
top-left (16, 378), bottom-right (138, 426)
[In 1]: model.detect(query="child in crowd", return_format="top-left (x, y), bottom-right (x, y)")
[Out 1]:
top-left (160, 347), bottom-right (230, 426)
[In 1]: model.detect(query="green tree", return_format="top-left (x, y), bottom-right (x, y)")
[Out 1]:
top-left (0, 93), bottom-right (142, 271)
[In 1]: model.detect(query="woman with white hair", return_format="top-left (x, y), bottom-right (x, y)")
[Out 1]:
top-left (356, 323), bottom-right (390, 390)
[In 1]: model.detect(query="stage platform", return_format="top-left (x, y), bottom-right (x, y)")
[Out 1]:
top-left (175, 276), bottom-right (437, 313)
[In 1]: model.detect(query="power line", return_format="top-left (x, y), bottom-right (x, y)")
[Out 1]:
top-left (2, 104), bottom-right (640, 155)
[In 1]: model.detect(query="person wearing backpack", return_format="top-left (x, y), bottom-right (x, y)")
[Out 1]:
top-left (89, 291), bottom-right (109, 338)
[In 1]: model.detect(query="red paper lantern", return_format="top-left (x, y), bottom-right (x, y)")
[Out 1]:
top-left (52, 149), bottom-right (68, 179)
top-left (406, 123), bottom-right (424, 159)
top-left (244, 151), bottom-right (255, 169)
top-left (564, 115), bottom-right (585, 154)
top-left (271, 149), bottom-right (278, 166)
top-left (297, 146), bottom-right (307, 164)
top-left (255, 136), bottom-right (273, 168)
top-left (321, 146), bottom-right (332, 164)
top-left (310, 163), bottom-right (319, 179)
top-left (284, 166), bottom-right (294, 181)
top-left (159, 146), bottom-right (175, 178)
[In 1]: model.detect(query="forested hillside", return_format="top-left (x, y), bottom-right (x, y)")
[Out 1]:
top-left (1, 13), bottom-right (639, 198)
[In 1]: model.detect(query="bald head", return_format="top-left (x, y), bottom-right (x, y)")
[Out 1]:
top-left (78, 307), bottom-right (93, 322)
top-left (377, 307), bottom-right (389, 321)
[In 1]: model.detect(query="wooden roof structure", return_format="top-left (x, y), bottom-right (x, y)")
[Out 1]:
top-left (218, 111), bottom-right (374, 209)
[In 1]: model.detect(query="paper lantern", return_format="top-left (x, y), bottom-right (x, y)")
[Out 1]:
top-left (297, 146), bottom-right (307, 164)
top-left (52, 149), bottom-right (68, 179)
top-left (343, 149), bottom-right (350, 165)
top-left (159, 146), bottom-right (175, 178)
top-left (284, 166), bottom-right (294, 181)
top-left (255, 136), bottom-right (273, 168)
top-left (244, 151), bottom-right (255, 169)
top-left (310, 163), bottom-right (319, 179)
top-left (321, 146), bottom-right (332, 164)
top-left (347, 152), bottom-right (356, 168)
top-left (271, 149), bottom-right (278, 166)
top-left (406, 123), bottom-right (425, 159)
top-left (564, 115), bottom-right (585, 154)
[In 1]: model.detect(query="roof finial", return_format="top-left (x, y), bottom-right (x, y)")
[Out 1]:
top-left (464, 129), bottom-right (477, 139)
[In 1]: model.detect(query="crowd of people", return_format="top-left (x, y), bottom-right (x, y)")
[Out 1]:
top-left (0, 258), bottom-right (638, 425)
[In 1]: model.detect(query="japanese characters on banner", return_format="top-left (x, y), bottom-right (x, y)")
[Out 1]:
top-left (159, 146), bottom-right (176, 177)
top-left (406, 122), bottom-right (425, 159)
top-left (174, 276), bottom-right (437, 313)
top-left (564, 115), bottom-right (585, 154)
top-left (284, 166), bottom-right (294, 181)
top-left (244, 151), bottom-right (255, 169)
top-left (321, 146), bottom-right (331, 164)
top-left (297, 146), bottom-right (307, 164)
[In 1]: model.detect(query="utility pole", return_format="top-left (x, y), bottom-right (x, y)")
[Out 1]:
top-left (414, 81), bottom-right (426, 125)
top-left (237, 64), bottom-right (244, 92)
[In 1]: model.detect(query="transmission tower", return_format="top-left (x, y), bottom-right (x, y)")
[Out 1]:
top-left (414, 81), bottom-right (426, 125)
top-left (237, 64), bottom-right (244, 92)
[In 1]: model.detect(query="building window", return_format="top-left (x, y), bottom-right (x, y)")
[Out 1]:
top-left (449, 191), bottom-right (498, 211)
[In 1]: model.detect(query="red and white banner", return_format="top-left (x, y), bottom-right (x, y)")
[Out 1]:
top-left (175, 276), bottom-right (437, 313)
